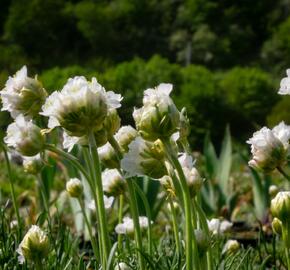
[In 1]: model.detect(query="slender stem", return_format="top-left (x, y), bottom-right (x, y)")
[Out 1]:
top-left (127, 179), bottom-right (145, 270)
top-left (194, 199), bottom-right (213, 270)
top-left (162, 138), bottom-right (199, 270)
top-left (169, 198), bottom-right (181, 256)
top-left (78, 198), bottom-right (100, 262)
top-left (88, 132), bottom-right (111, 267)
top-left (1, 144), bottom-right (21, 231)
top-left (117, 194), bottom-right (124, 251)
top-left (108, 137), bottom-right (123, 160)
top-left (133, 181), bottom-right (153, 256)
top-left (277, 166), bottom-right (290, 182)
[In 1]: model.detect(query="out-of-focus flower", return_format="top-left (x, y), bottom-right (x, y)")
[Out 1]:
top-left (102, 169), bottom-right (126, 196)
top-left (272, 217), bottom-right (282, 235)
top-left (121, 137), bottom-right (167, 179)
top-left (271, 191), bottom-right (290, 223)
top-left (4, 115), bottom-right (45, 156)
top-left (269, 185), bottom-right (279, 198)
top-left (98, 142), bottom-right (119, 169)
top-left (41, 77), bottom-right (122, 137)
top-left (133, 83), bottom-right (180, 141)
top-left (194, 229), bottom-right (210, 254)
top-left (88, 195), bottom-right (114, 211)
top-left (247, 122), bottom-right (290, 172)
top-left (115, 216), bottom-right (149, 235)
top-left (222, 239), bottom-right (240, 255)
top-left (278, 69), bottom-right (290, 95)
top-left (23, 154), bottom-right (43, 174)
top-left (114, 262), bottom-right (130, 270)
top-left (207, 218), bottom-right (233, 235)
top-left (66, 178), bottom-right (83, 198)
top-left (1, 66), bottom-right (47, 119)
top-left (10, 220), bottom-right (18, 230)
top-left (17, 225), bottom-right (49, 264)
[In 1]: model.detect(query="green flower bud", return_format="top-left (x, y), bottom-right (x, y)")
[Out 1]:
top-left (17, 225), bottom-right (49, 263)
top-left (23, 154), bottom-right (44, 175)
top-left (103, 109), bottom-right (121, 139)
top-left (133, 84), bottom-right (180, 141)
top-left (4, 115), bottom-right (45, 156)
top-left (222, 239), bottom-right (240, 255)
top-left (269, 185), bottom-right (279, 198)
top-left (271, 191), bottom-right (290, 223)
top-left (272, 217), bottom-right (282, 235)
top-left (66, 178), bottom-right (83, 198)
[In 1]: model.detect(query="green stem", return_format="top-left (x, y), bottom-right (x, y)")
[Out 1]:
top-left (169, 198), bottom-right (181, 256)
top-left (88, 132), bottom-right (111, 268)
top-left (127, 179), bottom-right (145, 270)
top-left (117, 194), bottom-right (124, 251)
top-left (1, 144), bottom-right (21, 232)
top-left (78, 198), bottom-right (100, 263)
top-left (277, 166), bottom-right (290, 182)
top-left (108, 137), bottom-right (123, 160)
top-left (162, 138), bottom-right (199, 270)
top-left (133, 181), bottom-right (153, 256)
top-left (282, 223), bottom-right (290, 270)
top-left (194, 199), bottom-right (213, 270)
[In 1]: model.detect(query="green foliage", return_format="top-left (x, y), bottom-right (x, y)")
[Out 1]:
top-left (267, 96), bottom-right (290, 127)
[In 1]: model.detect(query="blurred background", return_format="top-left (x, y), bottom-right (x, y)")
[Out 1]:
top-left (1, 0), bottom-right (290, 149)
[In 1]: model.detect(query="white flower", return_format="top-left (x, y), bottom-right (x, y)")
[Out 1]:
top-left (222, 240), bottom-right (240, 254)
top-left (133, 83), bottom-right (180, 141)
top-left (88, 195), bottom-right (114, 211)
top-left (1, 66), bottom-right (47, 118)
top-left (115, 216), bottom-right (149, 235)
top-left (17, 225), bottom-right (49, 263)
top-left (121, 137), bottom-right (167, 179)
top-left (4, 115), bottom-right (45, 156)
top-left (23, 154), bottom-right (43, 174)
top-left (66, 178), bottom-right (83, 198)
top-left (207, 218), bottom-right (233, 235)
top-left (247, 122), bottom-right (290, 172)
top-left (115, 262), bottom-right (130, 270)
top-left (102, 169), bottom-right (126, 196)
top-left (178, 152), bottom-right (194, 169)
top-left (278, 69), bottom-right (290, 95)
top-left (41, 76), bottom-right (122, 137)
top-left (114, 125), bottom-right (138, 152)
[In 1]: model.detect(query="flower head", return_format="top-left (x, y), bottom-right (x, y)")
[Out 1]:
top-left (23, 154), bottom-right (43, 174)
top-left (271, 191), bottom-right (290, 223)
top-left (247, 122), bottom-right (290, 172)
top-left (17, 225), bottom-right (49, 263)
top-left (66, 178), bottom-right (83, 198)
top-left (121, 137), bottom-right (167, 179)
top-left (115, 216), bottom-right (149, 236)
top-left (88, 195), bottom-right (114, 211)
top-left (1, 66), bottom-right (47, 119)
top-left (278, 69), bottom-right (290, 95)
top-left (41, 77), bottom-right (122, 137)
top-left (115, 262), bottom-right (130, 270)
top-left (272, 217), bottom-right (282, 235)
top-left (194, 229), bottom-right (210, 254)
top-left (222, 239), bottom-right (240, 255)
top-left (102, 169), bottom-right (126, 196)
top-left (133, 83), bottom-right (180, 141)
top-left (4, 115), bottom-right (45, 156)
top-left (207, 218), bottom-right (232, 236)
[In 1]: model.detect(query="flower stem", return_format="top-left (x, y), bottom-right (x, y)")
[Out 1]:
top-left (1, 144), bottom-right (21, 233)
top-left (88, 132), bottom-right (111, 267)
top-left (77, 198), bottom-right (100, 262)
top-left (162, 138), bottom-right (199, 270)
top-left (127, 179), bottom-right (145, 270)
top-left (169, 198), bottom-right (181, 256)
top-left (117, 194), bottom-right (124, 251)
top-left (277, 166), bottom-right (290, 182)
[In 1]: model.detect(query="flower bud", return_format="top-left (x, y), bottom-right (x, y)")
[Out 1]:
top-left (17, 225), bottom-right (49, 263)
top-left (98, 142), bottom-right (120, 169)
top-left (1, 66), bottom-right (47, 119)
top-left (66, 178), bottom-right (83, 198)
top-left (133, 83), bottom-right (180, 141)
top-left (121, 137), bottom-right (167, 179)
top-left (269, 185), bottom-right (279, 198)
top-left (115, 125), bottom-right (138, 153)
top-left (183, 167), bottom-right (203, 197)
top-left (4, 115), bottom-right (45, 156)
top-left (23, 154), bottom-right (44, 174)
top-left (102, 169), bottom-right (126, 196)
top-left (272, 217), bottom-right (282, 235)
top-left (222, 239), bottom-right (240, 255)
top-left (178, 107), bottom-right (190, 140)
top-left (103, 109), bottom-right (121, 139)
top-left (247, 122), bottom-right (290, 172)
top-left (194, 229), bottom-right (210, 255)
top-left (270, 191), bottom-right (290, 223)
